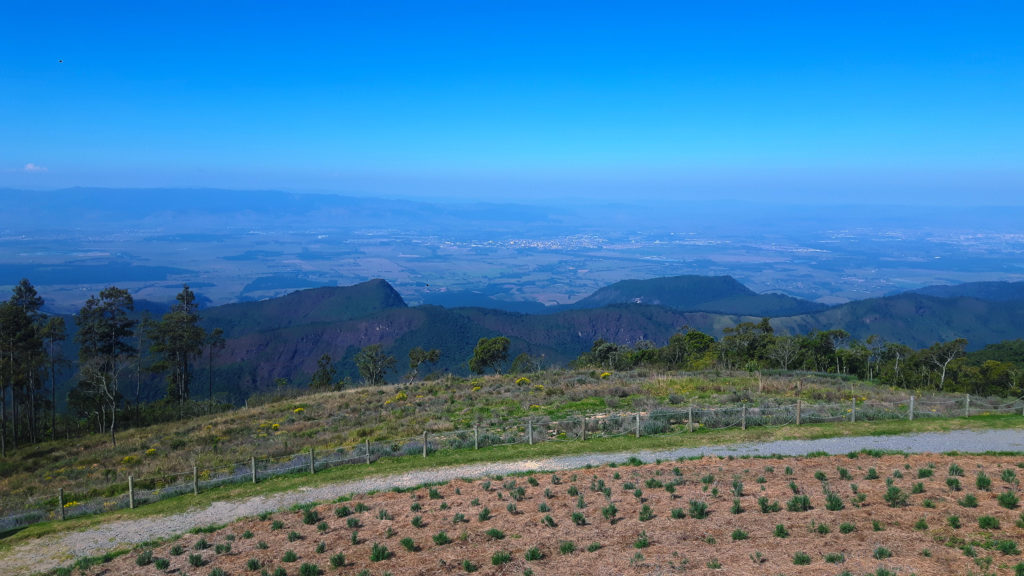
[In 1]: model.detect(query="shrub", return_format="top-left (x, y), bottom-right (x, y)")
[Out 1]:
top-left (432, 531), bottom-right (451, 545)
top-left (298, 563), bottom-right (321, 576)
top-left (491, 551), bottom-right (512, 565)
top-left (884, 486), bottom-right (907, 507)
top-left (949, 463), bottom-right (965, 476)
top-left (477, 507), bottom-right (491, 521)
top-left (731, 529), bottom-right (748, 541)
top-left (271, 520), bottom-right (284, 531)
top-left (947, 477), bottom-right (962, 491)
top-left (634, 531), bottom-right (650, 549)
top-left (257, 541), bottom-right (268, 550)
top-left (287, 530), bottom-right (302, 542)
top-left (866, 467), bottom-right (879, 479)
top-left (977, 471), bottom-right (992, 490)
top-left (786, 494), bottom-right (812, 512)
top-left (730, 499), bottom-right (743, 514)
top-left (639, 504), bottom-right (653, 521)
top-left (587, 542), bottom-right (602, 552)
top-left (370, 543), bottom-right (390, 562)
top-left (996, 540), bottom-right (1021, 555)
top-left (913, 517), bottom-right (928, 530)
top-left (773, 524), bottom-right (789, 537)
top-left (411, 515), bottom-right (424, 528)
top-left (758, 497), bottom-right (780, 513)
top-left (825, 491), bottom-right (844, 511)
top-left (452, 513), bottom-right (466, 524)
top-left (242, 530), bottom-right (253, 539)
top-left (873, 547), bottom-right (892, 559)
top-left (670, 508), bottom-right (685, 519)
top-left (979, 515), bottom-right (1000, 529)
top-left (602, 503), bottom-right (618, 521)
top-left (559, 541), bottom-right (576, 555)
top-left (194, 538), bottom-right (210, 550)
top-left (316, 521), bottom-right (328, 533)
top-left (210, 569), bottom-right (226, 576)
top-left (872, 520), bottom-right (884, 531)
top-left (542, 515), bottom-right (556, 527)
top-left (330, 552), bottom-right (346, 567)
top-left (1002, 469), bottom-right (1017, 483)
top-left (959, 493), bottom-right (979, 507)
top-left (303, 508), bottom-right (321, 525)
top-left (135, 551), bottom-right (152, 566)
top-left (572, 512), bottom-right (587, 525)
top-left (525, 547), bottom-right (543, 560)
top-left (689, 499), bottom-right (709, 519)
top-left (825, 552), bottom-right (845, 564)
top-left (506, 503), bottom-right (517, 514)
top-left (247, 557), bottom-right (262, 571)
top-left (188, 554), bottom-right (204, 567)
top-left (998, 490), bottom-right (1019, 509)
top-left (948, 515), bottom-right (961, 528)
top-left (917, 467), bottom-right (933, 479)
top-left (911, 482), bottom-right (925, 494)
top-left (399, 537), bottom-right (416, 552)
top-left (462, 559), bottom-right (478, 573)
top-left (814, 471), bottom-right (827, 482)
top-left (792, 551), bottom-right (811, 565)
top-left (839, 522), bottom-right (855, 533)
top-left (538, 503), bottom-right (550, 513)
top-left (282, 549), bottom-right (298, 562)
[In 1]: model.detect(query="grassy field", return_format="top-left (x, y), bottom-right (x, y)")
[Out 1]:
top-left (0, 368), bottom-right (997, 515)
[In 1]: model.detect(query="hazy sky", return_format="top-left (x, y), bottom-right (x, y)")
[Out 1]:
top-left (3, 2), bottom-right (1023, 204)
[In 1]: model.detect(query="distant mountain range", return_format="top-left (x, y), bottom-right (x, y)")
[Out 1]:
top-left (185, 275), bottom-right (1024, 402)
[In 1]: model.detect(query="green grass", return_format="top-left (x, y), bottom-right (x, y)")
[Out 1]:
top-left (2, 413), bottom-right (1021, 553)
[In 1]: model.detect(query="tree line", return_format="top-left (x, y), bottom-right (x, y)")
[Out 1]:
top-left (573, 319), bottom-right (1022, 397)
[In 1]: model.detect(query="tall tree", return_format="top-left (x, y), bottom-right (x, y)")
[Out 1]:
top-left (148, 285), bottom-right (206, 418)
top-left (75, 286), bottom-right (136, 446)
top-left (468, 336), bottom-right (510, 375)
top-left (355, 345), bottom-right (395, 386)
top-left (310, 352), bottom-right (337, 389)
top-left (40, 316), bottom-right (67, 440)
top-left (926, 338), bottom-right (968, 390)
top-left (407, 346), bottom-right (440, 383)
top-left (205, 328), bottom-right (225, 411)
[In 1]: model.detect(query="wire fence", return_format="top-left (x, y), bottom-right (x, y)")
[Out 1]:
top-left (2, 392), bottom-right (1022, 532)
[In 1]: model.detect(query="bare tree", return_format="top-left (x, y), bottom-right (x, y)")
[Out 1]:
top-left (767, 335), bottom-right (800, 370)
top-left (926, 338), bottom-right (967, 390)
top-left (80, 354), bottom-right (130, 446)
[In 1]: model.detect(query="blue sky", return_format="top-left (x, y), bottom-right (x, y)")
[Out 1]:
top-left (2, 1), bottom-right (1022, 204)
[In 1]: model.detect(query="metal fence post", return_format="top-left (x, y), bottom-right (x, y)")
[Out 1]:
top-left (58, 487), bottom-right (65, 521)
top-left (128, 475), bottom-right (135, 509)
top-left (251, 456), bottom-right (257, 483)
top-left (909, 395), bottom-right (914, 421)
top-left (193, 464), bottom-right (199, 495)
top-left (965, 394), bottom-right (970, 418)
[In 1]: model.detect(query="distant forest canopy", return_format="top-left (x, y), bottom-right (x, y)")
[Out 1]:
top-left (0, 277), bottom-right (1022, 454)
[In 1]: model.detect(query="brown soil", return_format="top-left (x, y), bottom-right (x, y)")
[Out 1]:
top-left (81, 453), bottom-right (1024, 576)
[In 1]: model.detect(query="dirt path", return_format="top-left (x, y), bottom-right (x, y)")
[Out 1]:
top-left (5, 428), bottom-right (1024, 576)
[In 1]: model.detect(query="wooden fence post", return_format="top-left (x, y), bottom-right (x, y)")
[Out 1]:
top-left (582, 417), bottom-right (587, 441)
top-left (909, 396), bottom-right (914, 421)
top-left (250, 456), bottom-right (257, 483)
top-left (128, 475), bottom-right (135, 509)
top-left (309, 447), bottom-right (315, 474)
top-left (58, 487), bottom-right (65, 521)
top-left (635, 413), bottom-right (640, 438)
top-left (965, 394), bottom-right (970, 418)
top-left (851, 399), bottom-right (856, 423)
top-left (796, 400), bottom-right (802, 426)
top-left (474, 425), bottom-right (479, 450)
top-left (741, 405), bottom-right (747, 430)
top-left (688, 406), bottom-right (694, 433)
top-left (365, 439), bottom-right (370, 465)
top-left (193, 464), bottom-right (199, 495)
top-left (527, 420), bottom-right (533, 445)
top-left (423, 430), bottom-right (428, 458)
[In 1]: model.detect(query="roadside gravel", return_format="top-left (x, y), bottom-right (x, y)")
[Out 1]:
top-left (5, 428), bottom-right (1024, 576)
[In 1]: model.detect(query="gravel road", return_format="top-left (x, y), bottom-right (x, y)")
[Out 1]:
top-left (5, 428), bottom-right (1024, 576)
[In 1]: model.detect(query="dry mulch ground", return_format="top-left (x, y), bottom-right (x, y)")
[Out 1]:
top-left (80, 453), bottom-right (1024, 576)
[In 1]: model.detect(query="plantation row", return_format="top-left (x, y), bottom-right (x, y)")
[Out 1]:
top-left (6, 391), bottom-right (1023, 532)
top-left (58, 452), bottom-right (1024, 576)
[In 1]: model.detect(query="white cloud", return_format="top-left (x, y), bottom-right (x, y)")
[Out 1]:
top-left (23, 162), bottom-right (47, 172)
